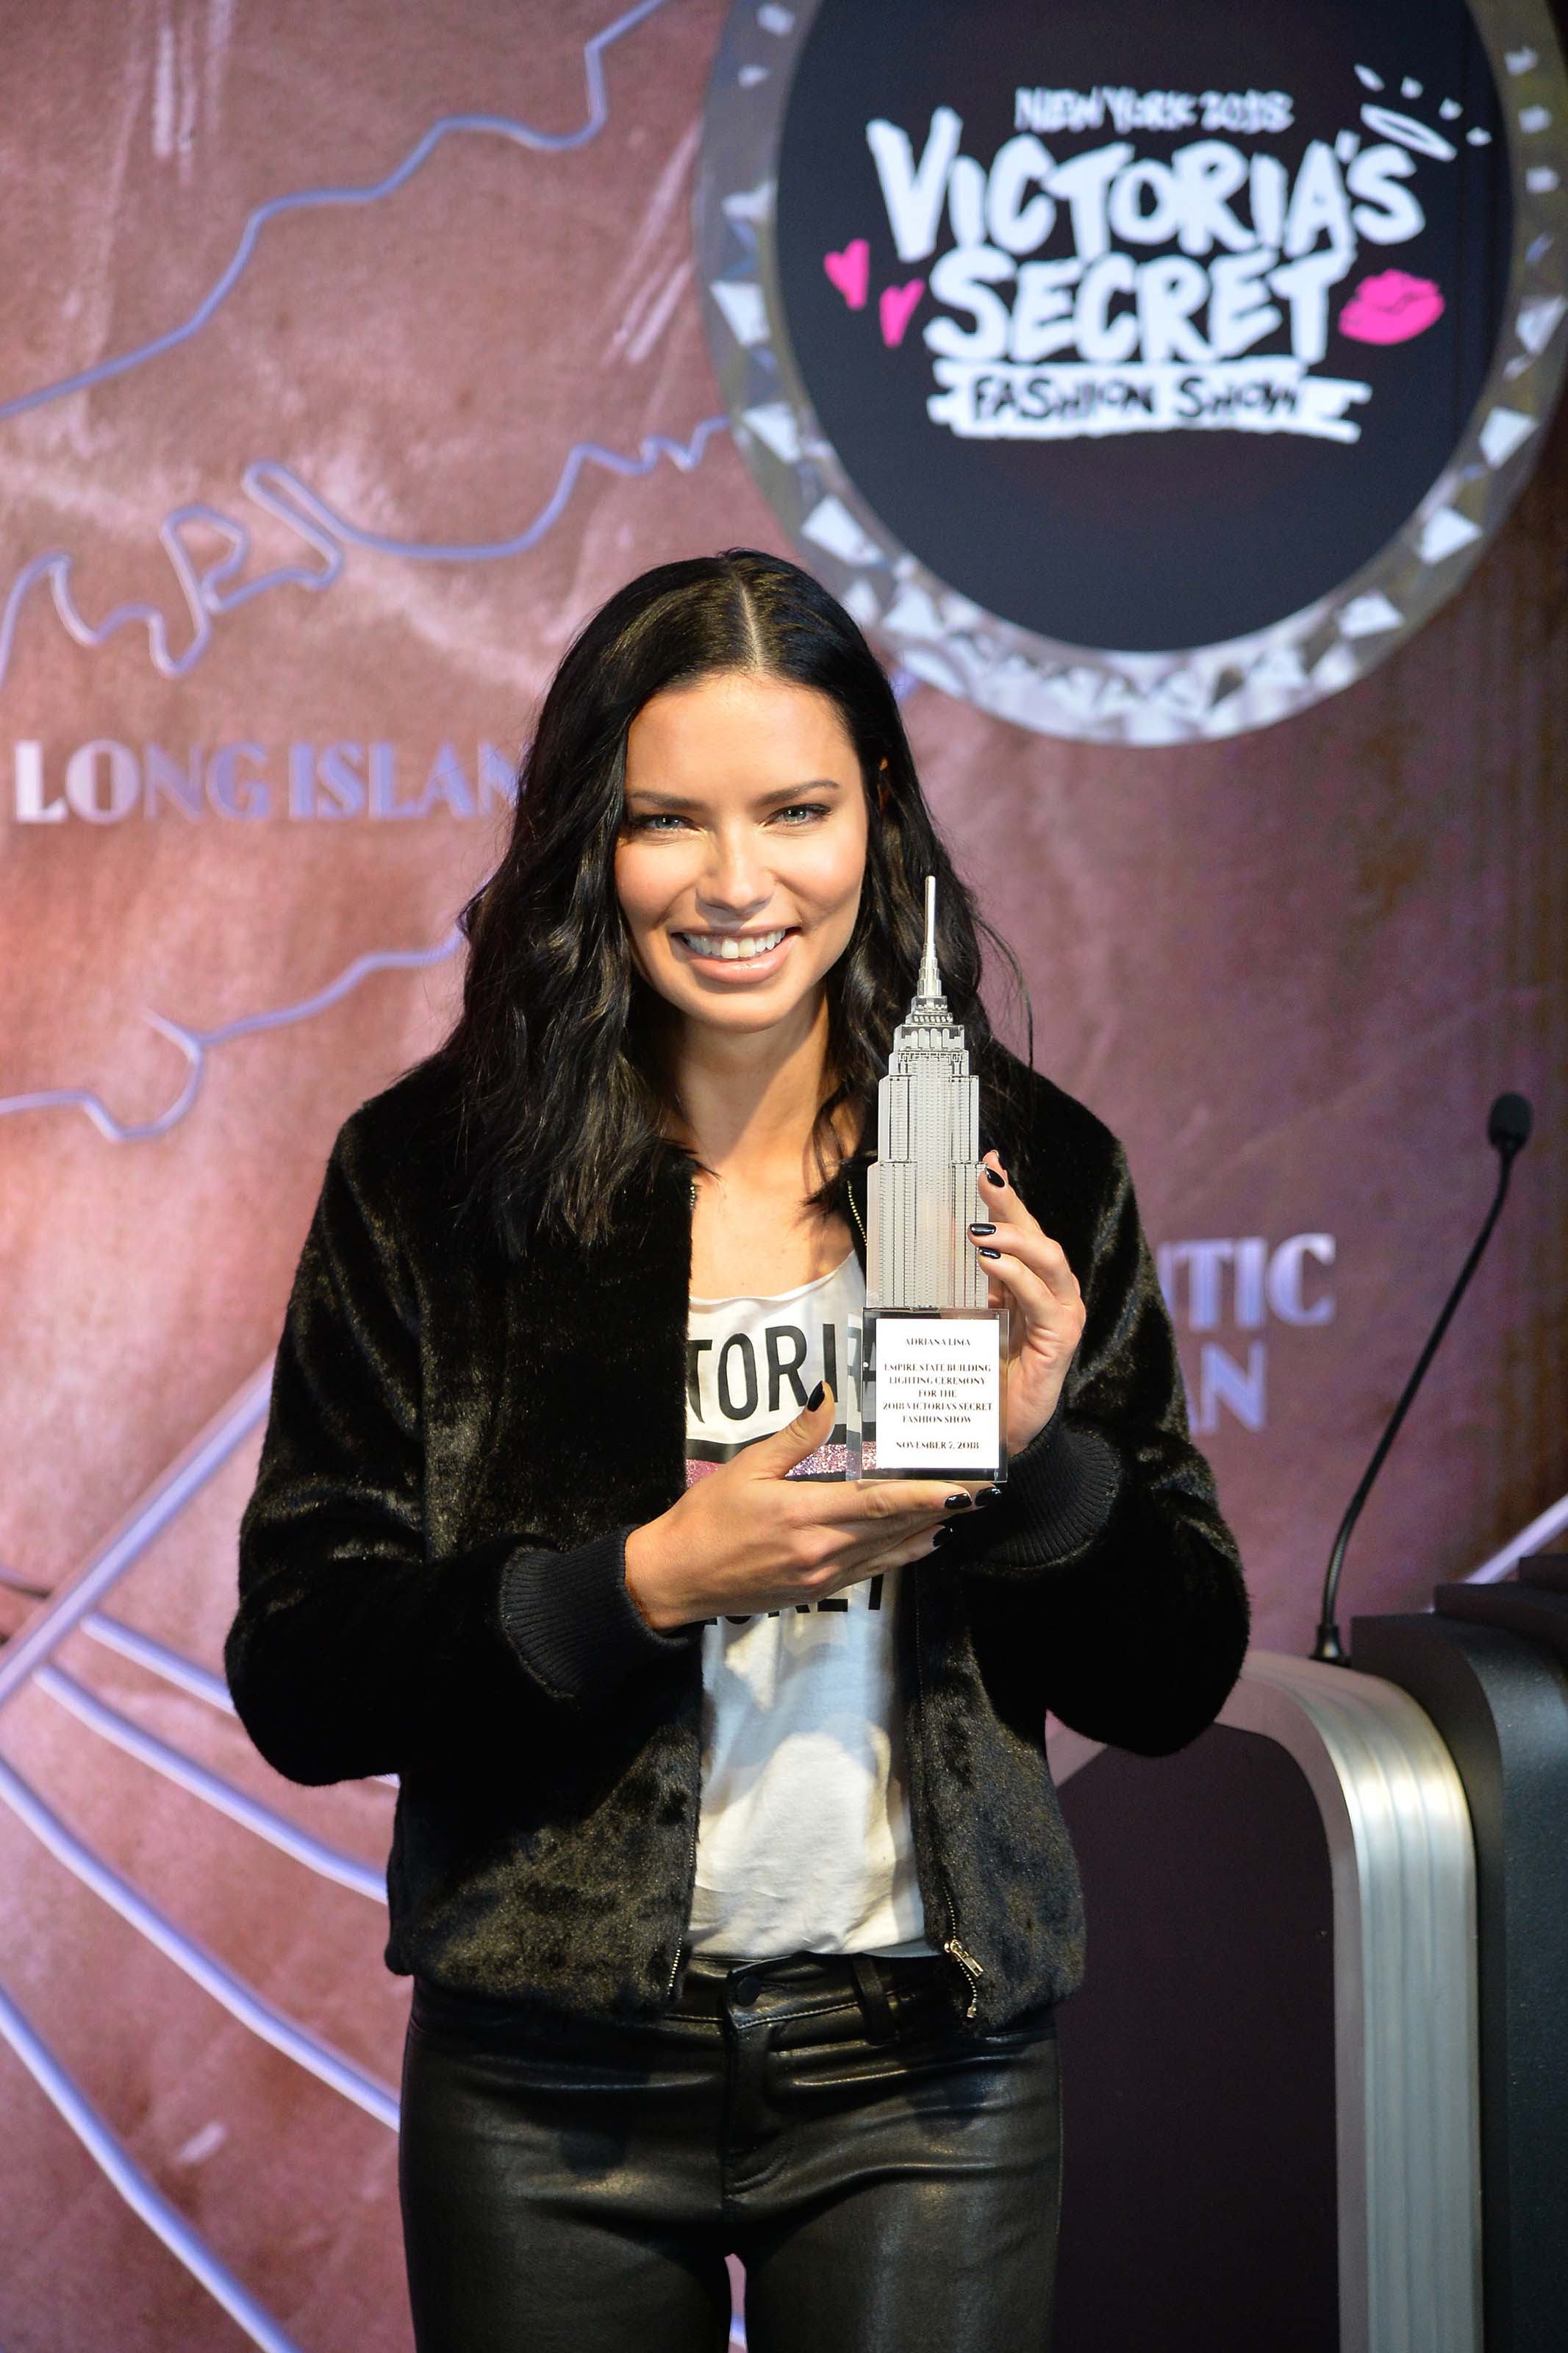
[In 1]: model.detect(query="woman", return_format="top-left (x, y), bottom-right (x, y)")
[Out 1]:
top-left (226, 549), bottom-right (1248, 2352)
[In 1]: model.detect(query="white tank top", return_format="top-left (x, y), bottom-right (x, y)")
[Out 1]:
top-left (683, 1251), bottom-right (932, 1959)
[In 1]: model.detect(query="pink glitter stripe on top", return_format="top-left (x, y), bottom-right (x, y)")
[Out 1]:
top-left (684, 1442), bottom-right (852, 1486)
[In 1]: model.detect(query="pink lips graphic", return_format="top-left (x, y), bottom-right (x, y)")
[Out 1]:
top-left (1339, 270), bottom-right (1447, 344)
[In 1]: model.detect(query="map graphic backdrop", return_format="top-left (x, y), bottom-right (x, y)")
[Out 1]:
top-left (0, 2), bottom-right (1564, 2347)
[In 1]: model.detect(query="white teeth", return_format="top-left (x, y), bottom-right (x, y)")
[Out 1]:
top-left (681, 928), bottom-right (788, 962)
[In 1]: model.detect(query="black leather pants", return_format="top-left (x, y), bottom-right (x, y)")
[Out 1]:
top-left (398, 1949), bottom-right (1062, 2352)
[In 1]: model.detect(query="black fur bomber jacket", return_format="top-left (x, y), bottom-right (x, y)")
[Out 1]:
top-left (226, 1054), bottom-right (1249, 2035)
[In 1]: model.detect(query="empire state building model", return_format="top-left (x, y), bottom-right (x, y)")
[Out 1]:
top-left (859, 876), bottom-right (1008, 1480)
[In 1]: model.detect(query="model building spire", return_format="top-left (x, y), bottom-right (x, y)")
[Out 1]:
top-left (917, 872), bottom-right (941, 1001)
top-left (865, 875), bottom-right (989, 1312)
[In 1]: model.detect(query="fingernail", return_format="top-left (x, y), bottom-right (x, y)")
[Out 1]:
top-left (806, 1380), bottom-right (825, 1410)
top-left (984, 1167), bottom-right (1006, 1188)
top-left (944, 1493), bottom-right (973, 1513)
top-left (931, 1525), bottom-right (955, 1549)
top-left (968, 1221), bottom-right (996, 1236)
top-left (975, 1485), bottom-right (1003, 1507)
top-left (979, 1246), bottom-right (1001, 1260)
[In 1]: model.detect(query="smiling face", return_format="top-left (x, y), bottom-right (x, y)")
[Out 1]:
top-left (615, 669), bottom-right (870, 1039)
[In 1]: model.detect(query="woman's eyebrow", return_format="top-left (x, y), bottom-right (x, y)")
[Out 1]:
top-left (759, 777), bottom-right (843, 801)
top-left (623, 778), bottom-right (845, 810)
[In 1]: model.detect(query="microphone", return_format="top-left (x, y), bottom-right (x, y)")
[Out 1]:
top-left (1311, 1093), bottom-right (1533, 1666)
top-left (1488, 1090), bottom-right (1534, 1155)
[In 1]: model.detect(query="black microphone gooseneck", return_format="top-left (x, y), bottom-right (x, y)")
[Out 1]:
top-left (1311, 1092), bottom-right (1533, 1666)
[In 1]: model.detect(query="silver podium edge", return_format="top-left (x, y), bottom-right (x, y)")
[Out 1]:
top-left (1047, 1652), bottom-right (1481, 2353)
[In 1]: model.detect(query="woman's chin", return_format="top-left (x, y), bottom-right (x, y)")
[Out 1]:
top-left (684, 989), bottom-right (813, 1034)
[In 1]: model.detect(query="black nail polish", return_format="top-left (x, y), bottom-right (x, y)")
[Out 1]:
top-left (984, 1166), bottom-right (1006, 1188)
top-left (944, 1493), bottom-right (973, 1512)
top-left (975, 1485), bottom-right (1003, 1507)
top-left (931, 1524), bottom-right (955, 1549)
top-left (979, 1246), bottom-right (1001, 1260)
top-left (968, 1221), bottom-right (996, 1236)
top-left (806, 1380), bottom-right (825, 1410)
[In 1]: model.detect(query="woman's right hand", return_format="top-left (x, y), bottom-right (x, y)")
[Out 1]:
top-left (623, 1385), bottom-right (988, 1631)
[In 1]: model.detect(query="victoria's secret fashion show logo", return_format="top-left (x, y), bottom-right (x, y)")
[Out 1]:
top-left (857, 81), bottom-right (1470, 449)
top-left (699, 0), bottom-right (1568, 740)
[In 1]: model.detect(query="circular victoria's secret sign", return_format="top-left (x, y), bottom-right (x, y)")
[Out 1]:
top-left (697, 0), bottom-right (1568, 741)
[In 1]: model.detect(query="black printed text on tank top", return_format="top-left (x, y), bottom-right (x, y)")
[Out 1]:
top-left (686, 1310), bottom-right (863, 1424)
top-left (703, 1573), bottom-right (884, 1629)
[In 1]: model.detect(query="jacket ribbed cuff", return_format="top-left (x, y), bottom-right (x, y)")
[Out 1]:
top-left (496, 1527), bottom-right (702, 1705)
top-left (962, 1407), bottom-right (1123, 1574)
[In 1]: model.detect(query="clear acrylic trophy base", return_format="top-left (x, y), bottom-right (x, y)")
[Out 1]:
top-left (852, 1307), bottom-right (1009, 1484)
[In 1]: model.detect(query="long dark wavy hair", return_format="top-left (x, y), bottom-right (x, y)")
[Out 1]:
top-left (437, 549), bottom-right (1031, 1249)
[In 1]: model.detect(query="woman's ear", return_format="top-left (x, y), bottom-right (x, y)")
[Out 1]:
top-left (874, 757), bottom-right (892, 815)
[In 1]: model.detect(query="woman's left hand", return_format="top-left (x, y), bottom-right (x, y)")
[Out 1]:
top-left (970, 1151), bottom-right (1086, 1452)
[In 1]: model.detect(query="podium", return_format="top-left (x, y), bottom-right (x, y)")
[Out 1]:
top-left (1049, 1571), bottom-right (1568, 2352)
top-left (1354, 1554), bottom-right (1568, 2353)
top-left (1048, 1652), bottom-right (1480, 2353)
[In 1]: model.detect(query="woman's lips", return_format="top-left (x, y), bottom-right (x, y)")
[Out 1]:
top-left (670, 926), bottom-right (799, 981)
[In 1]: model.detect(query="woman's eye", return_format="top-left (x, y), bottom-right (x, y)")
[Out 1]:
top-left (624, 804), bottom-right (828, 833)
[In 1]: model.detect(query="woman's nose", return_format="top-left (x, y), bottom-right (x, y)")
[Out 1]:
top-left (695, 831), bottom-right (772, 918)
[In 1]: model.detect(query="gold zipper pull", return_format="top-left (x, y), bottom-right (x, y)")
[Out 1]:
top-left (943, 1938), bottom-right (986, 2020)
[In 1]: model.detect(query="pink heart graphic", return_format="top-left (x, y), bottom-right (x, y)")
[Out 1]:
top-left (823, 239), bottom-right (869, 310)
top-left (879, 279), bottom-right (926, 347)
top-left (1339, 269), bottom-right (1446, 344)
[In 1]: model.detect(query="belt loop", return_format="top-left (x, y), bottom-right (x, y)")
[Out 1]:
top-left (849, 1953), bottom-right (899, 2042)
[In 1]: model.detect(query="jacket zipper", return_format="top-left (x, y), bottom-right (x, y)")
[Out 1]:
top-left (909, 1493), bottom-right (987, 2022)
top-left (943, 1927), bottom-right (987, 2017)
top-left (665, 1794), bottom-right (700, 2002)
top-left (665, 1168), bottom-right (705, 2004)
